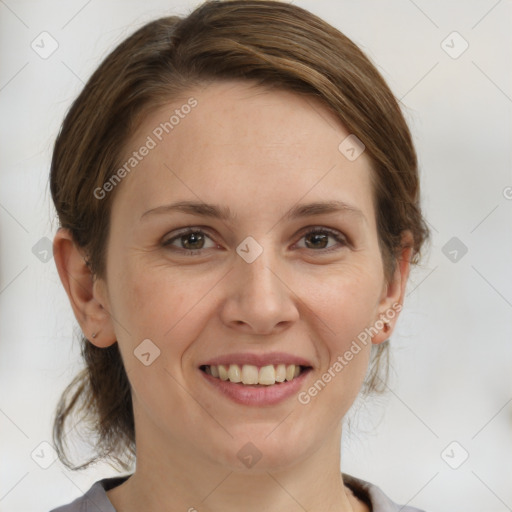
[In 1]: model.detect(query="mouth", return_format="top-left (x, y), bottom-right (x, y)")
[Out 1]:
top-left (198, 352), bottom-right (313, 406)
top-left (199, 363), bottom-right (312, 386)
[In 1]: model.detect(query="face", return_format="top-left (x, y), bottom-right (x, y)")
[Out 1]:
top-left (94, 80), bottom-right (402, 472)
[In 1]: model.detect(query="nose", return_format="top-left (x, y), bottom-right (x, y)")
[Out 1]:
top-left (219, 246), bottom-right (300, 335)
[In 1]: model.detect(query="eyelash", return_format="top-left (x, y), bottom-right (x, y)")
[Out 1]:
top-left (162, 226), bottom-right (348, 255)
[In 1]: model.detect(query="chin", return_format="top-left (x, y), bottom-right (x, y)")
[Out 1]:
top-left (206, 425), bottom-right (316, 474)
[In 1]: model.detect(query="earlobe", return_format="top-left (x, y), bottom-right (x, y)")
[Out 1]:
top-left (53, 228), bottom-right (117, 348)
top-left (372, 231), bottom-right (414, 345)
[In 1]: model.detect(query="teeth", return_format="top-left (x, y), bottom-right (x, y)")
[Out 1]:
top-left (228, 364), bottom-right (242, 383)
top-left (258, 365), bottom-right (275, 385)
top-left (275, 364), bottom-right (286, 382)
top-left (204, 363), bottom-right (305, 385)
top-left (218, 364), bottom-right (229, 381)
top-left (242, 364), bottom-right (259, 385)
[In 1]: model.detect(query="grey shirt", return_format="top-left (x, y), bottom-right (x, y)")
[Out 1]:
top-left (49, 473), bottom-right (427, 512)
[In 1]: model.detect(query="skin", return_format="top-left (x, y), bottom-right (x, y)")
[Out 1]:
top-left (54, 80), bottom-right (412, 512)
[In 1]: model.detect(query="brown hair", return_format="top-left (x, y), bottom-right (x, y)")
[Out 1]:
top-left (50, 0), bottom-right (429, 470)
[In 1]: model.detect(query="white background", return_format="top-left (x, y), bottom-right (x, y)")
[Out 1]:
top-left (1, 1), bottom-right (511, 511)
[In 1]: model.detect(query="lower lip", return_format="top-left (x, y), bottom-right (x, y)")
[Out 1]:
top-left (200, 368), bottom-right (311, 406)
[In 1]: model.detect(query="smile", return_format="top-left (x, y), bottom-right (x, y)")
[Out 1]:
top-left (198, 352), bottom-right (313, 405)
top-left (200, 363), bottom-right (309, 386)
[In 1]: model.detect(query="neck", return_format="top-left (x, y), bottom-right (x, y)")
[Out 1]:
top-left (107, 413), bottom-right (362, 512)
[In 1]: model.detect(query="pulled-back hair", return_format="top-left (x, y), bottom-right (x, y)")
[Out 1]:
top-left (50, 0), bottom-right (429, 470)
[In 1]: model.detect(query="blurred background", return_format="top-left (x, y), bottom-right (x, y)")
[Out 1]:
top-left (0, 1), bottom-right (511, 511)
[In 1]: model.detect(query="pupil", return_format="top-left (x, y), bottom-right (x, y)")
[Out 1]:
top-left (183, 232), bottom-right (204, 249)
top-left (306, 233), bottom-right (328, 249)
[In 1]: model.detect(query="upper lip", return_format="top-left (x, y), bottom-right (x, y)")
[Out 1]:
top-left (200, 352), bottom-right (313, 368)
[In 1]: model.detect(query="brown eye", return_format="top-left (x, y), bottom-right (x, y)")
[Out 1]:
top-left (163, 229), bottom-right (216, 253)
top-left (304, 232), bottom-right (329, 249)
top-left (296, 228), bottom-right (347, 252)
top-left (180, 232), bottom-right (205, 250)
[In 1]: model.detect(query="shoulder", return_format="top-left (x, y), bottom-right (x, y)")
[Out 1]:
top-left (48, 475), bottom-right (130, 512)
top-left (50, 473), bottom-right (429, 512)
top-left (343, 473), bottom-right (429, 512)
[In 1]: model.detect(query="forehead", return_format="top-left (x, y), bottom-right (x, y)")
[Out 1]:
top-left (112, 80), bottom-right (376, 225)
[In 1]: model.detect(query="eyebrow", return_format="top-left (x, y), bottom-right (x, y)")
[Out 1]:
top-left (140, 200), bottom-right (366, 222)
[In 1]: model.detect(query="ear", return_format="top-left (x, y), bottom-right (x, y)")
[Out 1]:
top-left (372, 231), bottom-right (414, 345)
top-left (53, 228), bottom-right (117, 348)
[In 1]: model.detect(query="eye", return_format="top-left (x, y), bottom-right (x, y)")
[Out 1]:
top-left (162, 228), bottom-right (217, 253)
top-left (295, 227), bottom-right (347, 252)
top-left (162, 226), bottom-right (347, 255)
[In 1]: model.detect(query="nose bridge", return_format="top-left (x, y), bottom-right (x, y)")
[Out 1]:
top-left (241, 245), bottom-right (278, 295)
top-left (222, 239), bottom-right (298, 333)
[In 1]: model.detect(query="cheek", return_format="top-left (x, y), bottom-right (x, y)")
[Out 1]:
top-left (106, 264), bottom-right (217, 424)
top-left (299, 263), bottom-right (383, 397)
top-left (304, 261), bottom-right (384, 339)
top-left (108, 260), bottom-right (222, 358)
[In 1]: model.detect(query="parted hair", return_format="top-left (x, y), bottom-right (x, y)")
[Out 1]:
top-left (50, 0), bottom-right (429, 470)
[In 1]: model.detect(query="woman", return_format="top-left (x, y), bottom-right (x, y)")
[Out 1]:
top-left (49, 1), bottom-right (429, 510)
